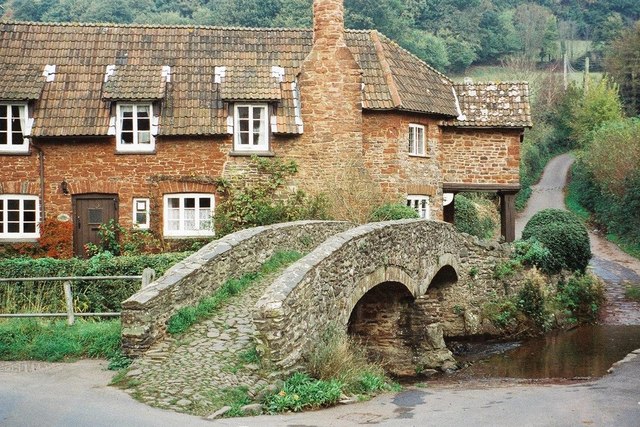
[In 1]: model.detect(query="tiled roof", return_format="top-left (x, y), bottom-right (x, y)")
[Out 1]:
top-left (0, 21), bottom-right (467, 137)
top-left (447, 81), bottom-right (532, 128)
top-left (219, 66), bottom-right (282, 101)
top-left (0, 63), bottom-right (47, 100)
top-left (103, 65), bottom-right (168, 100)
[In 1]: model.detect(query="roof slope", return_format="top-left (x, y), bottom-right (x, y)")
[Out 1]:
top-left (448, 81), bottom-right (532, 128)
top-left (1, 22), bottom-right (465, 137)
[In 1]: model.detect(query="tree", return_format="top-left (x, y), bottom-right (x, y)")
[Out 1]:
top-left (605, 22), bottom-right (640, 116)
top-left (570, 77), bottom-right (624, 146)
top-left (513, 3), bottom-right (556, 62)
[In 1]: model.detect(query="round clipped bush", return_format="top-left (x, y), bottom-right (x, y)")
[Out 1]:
top-left (369, 203), bottom-right (419, 222)
top-left (522, 209), bottom-right (591, 273)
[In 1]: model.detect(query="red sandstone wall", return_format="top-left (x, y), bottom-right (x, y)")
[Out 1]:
top-left (363, 111), bottom-right (443, 220)
top-left (440, 127), bottom-right (521, 185)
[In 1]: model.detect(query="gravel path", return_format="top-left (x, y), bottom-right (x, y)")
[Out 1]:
top-left (122, 276), bottom-right (274, 416)
top-left (515, 152), bottom-right (640, 325)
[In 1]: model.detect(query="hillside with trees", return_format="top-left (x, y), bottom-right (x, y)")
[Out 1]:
top-left (1, 0), bottom-right (639, 73)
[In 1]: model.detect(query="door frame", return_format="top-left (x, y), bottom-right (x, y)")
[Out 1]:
top-left (72, 193), bottom-right (119, 257)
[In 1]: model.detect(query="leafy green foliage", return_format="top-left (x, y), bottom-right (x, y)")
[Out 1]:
top-left (214, 157), bottom-right (329, 237)
top-left (516, 280), bottom-right (549, 330)
top-left (0, 318), bottom-right (121, 363)
top-left (522, 209), bottom-right (591, 273)
top-left (368, 203), bottom-right (418, 222)
top-left (0, 251), bottom-right (190, 313)
top-left (85, 219), bottom-right (164, 257)
top-left (166, 251), bottom-right (303, 334)
top-left (512, 237), bottom-right (552, 270)
top-left (605, 22), bottom-right (640, 116)
top-left (263, 372), bottom-right (342, 413)
top-left (483, 298), bottom-right (519, 329)
top-left (569, 77), bottom-right (624, 147)
top-left (454, 194), bottom-right (496, 239)
top-left (556, 273), bottom-right (604, 323)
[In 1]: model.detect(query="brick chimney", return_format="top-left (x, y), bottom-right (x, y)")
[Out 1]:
top-left (289, 0), bottom-right (371, 221)
top-left (313, 0), bottom-right (345, 47)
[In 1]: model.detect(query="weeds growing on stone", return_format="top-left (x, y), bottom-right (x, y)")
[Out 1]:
top-left (167, 250), bottom-right (303, 335)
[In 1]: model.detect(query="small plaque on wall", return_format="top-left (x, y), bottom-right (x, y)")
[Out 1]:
top-left (57, 213), bottom-right (71, 222)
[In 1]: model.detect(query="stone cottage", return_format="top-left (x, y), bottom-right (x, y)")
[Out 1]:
top-left (0, 0), bottom-right (531, 256)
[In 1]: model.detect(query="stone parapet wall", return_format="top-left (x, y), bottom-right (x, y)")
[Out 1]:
top-left (121, 220), bottom-right (353, 356)
top-left (254, 219), bottom-right (466, 371)
top-left (254, 220), bottom-right (516, 372)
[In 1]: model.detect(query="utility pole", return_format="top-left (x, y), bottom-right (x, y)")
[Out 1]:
top-left (584, 56), bottom-right (590, 93)
top-left (564, 52), bottom-right (568, 90)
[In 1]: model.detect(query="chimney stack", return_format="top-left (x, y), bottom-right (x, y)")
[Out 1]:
top-left (313, 0), bottom-right (345, 47)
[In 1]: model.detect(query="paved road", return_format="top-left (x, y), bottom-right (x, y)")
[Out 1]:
top-left (2, 354), bottom-right (640, 427)
top-left (515, 152), bottom-right (640, 324)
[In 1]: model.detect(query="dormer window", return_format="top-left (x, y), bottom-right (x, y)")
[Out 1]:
top-left (116, 103), bottom-right (155, 153)
top-left (233, 104), bottom-right (269, 152)
top-left (0, 103), bottom-right (29, 154)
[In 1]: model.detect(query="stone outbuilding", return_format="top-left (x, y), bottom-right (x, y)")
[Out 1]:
top-left (0, 0), bottom-right (531, 255)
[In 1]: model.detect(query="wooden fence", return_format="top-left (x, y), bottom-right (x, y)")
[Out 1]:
top-left (0, 268), bottom-right (155, 325)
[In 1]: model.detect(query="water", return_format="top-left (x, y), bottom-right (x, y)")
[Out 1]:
top-left (449, 325), bottom-right (640, 379)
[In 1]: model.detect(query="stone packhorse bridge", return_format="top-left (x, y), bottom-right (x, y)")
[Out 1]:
top-left (122, 220), bottom-right (513, 375)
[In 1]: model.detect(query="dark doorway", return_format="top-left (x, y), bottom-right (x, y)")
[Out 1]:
top-left (73, 194), bottom-right (118, 257)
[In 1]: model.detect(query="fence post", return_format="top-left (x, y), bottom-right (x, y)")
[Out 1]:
top-left (141, 268), bottom-right (156, 289)
top-left (63, 281), bottom-right (75, 326)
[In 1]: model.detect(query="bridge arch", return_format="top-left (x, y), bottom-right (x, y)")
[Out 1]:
top-left (254, 219), bottom-right (464, 371)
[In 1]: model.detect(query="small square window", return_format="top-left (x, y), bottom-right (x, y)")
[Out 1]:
top-left (116, 104), bottom-right (155, 153)
top-left (407, 195), bottom-right (430, 219)
top-left (0, 103), bottom-right (29, 153)
top-left (132, 198), bottom-right (150, 229)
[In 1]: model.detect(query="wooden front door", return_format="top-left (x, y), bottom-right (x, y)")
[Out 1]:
top-left (73, 194), bottom-right (118, 257)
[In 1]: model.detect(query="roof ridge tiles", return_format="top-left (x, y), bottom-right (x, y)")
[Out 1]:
top-left (0, 19), bottom-right (311, 32)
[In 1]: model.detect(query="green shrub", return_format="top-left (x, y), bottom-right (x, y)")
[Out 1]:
top-left (369, 203), bottom-right (419, 222)
top-left (516, 280), bottom-right (549, 330)
top-left (482, 298), bottom-right (519, 329)
top-left (513, 237), bottom-right (552, 270)
top-left (454, 195), bottom-right (495, 239)
top-left (493, 259), bottom-right (521, 280)
top-left (0, 252), bottom-right (191, 313)
top-left (214, 157), bottom-right (330, 236)
top-left (556, 273), bottom-right (604, 323)
top-left (522, 209), bottom-right (591, 273)
top-left (263, 372), bottom-right (343, 413)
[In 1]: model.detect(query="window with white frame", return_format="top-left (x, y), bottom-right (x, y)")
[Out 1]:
top-left (0, 195), bottom-right (39, 239)
top-left (408, 124), bottom-right (425, 156)
top-left (163, 193), bottom-right (214, 237)
top-left (234, 104), bottom-right (268, 152)
top-left (407, 195), bottom-right (430, 219)
top-left (0, 104), bottom-right (28, 153)
top-left (132, 198), bottom-right (150, 229)
top-left (116, 104), bottom-right (154, 152)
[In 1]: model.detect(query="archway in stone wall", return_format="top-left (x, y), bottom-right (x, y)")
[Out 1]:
top-left (347, 280), bottom-right (455, 376)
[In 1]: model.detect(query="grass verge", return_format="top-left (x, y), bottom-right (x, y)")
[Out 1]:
top-left (166, 250), bottom-right (304, 335)
top-left (0, 318), bottom-right (128, 369)
top-left (624, 284), bottom-right (640, 302)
